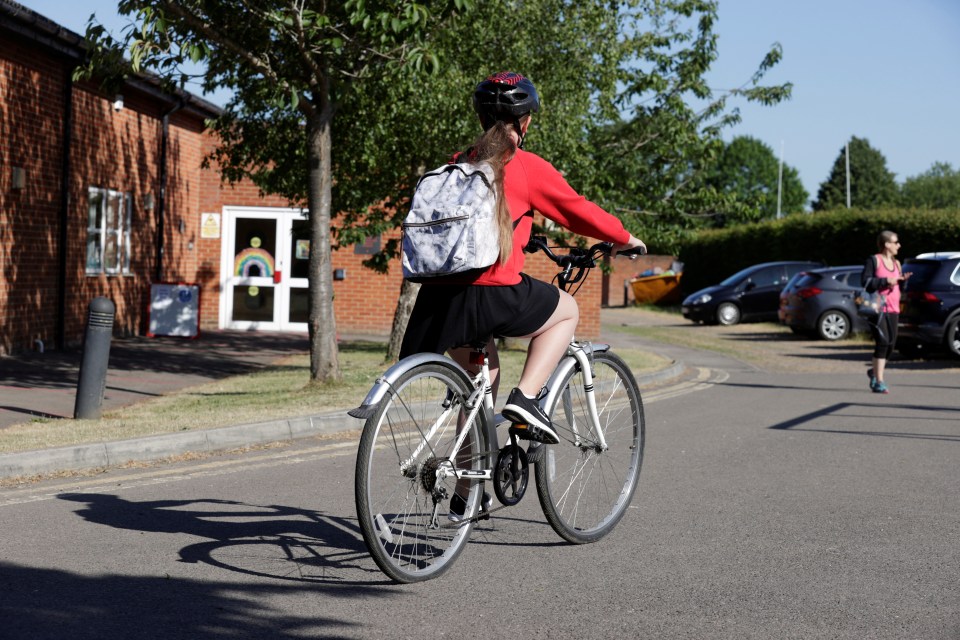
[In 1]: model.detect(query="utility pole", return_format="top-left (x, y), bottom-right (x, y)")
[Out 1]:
top-left (777, 140), bottom-right (784, 219)
top-left (845, 142), bottom-right (851, 208)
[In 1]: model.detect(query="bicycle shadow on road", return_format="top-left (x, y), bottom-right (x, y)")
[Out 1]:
top-left (57, 492), bottom-right (396, 587)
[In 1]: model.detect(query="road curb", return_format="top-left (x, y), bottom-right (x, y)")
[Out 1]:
top-left (0, 362), bottom-right (686, 480)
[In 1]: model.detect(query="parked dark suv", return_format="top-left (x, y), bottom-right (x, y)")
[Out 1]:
top-left (778, 266), bottom-right (870, 340)
top-left (682, 261), bottom-right (824, 325)
top-left (897, 253), bottom-right (960, 358)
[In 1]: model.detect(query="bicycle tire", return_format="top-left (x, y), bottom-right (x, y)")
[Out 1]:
top-left (355, 361), bottom-right (488, 583)
top-left (535, 351), bottom-right (645, 544)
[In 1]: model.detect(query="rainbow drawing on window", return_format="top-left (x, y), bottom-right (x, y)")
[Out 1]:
top-left (234, 247), bottom-right (275, 277)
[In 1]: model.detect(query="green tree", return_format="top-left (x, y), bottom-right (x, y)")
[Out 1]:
top-left (325, 0), bottom-right (790, 358)
top-left (581, 4), bottom-right (792, 253)
top-left (813, 136), bottom-right (897, 211)
top-left (80, 0), bottom-right (473, 382)
top-left (331, 0), bottom-right (635, 359)
top-left (81, 0), bottom-right (791, 364)
top-left (704, 136), bottom-right (808, 222)
top-left (900, 162), bottom-right (960, 209)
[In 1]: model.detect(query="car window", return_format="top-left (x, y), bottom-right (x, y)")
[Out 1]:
top-left (719, 265), bottom-right (757, 287)
top-left (783, 264), bottom-right (814, 281)
top-left (834, 269), bottom-right (862, 287)
top-left (903, 261), bottom-right (939, 287)
top-left (751, 266), bottom-right (785, 287)
top-left (793, 273), bottom-right (819, 288)
top-left (950, 262), bottom-right (960, 286)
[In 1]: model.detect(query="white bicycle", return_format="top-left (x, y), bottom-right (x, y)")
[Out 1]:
top-left (350, 237), bottom-right (646, 583)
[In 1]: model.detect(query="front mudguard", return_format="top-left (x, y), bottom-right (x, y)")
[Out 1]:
top-left (540, 343), bottom-right (611, 414)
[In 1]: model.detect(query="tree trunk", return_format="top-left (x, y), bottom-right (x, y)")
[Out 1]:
top-left (306, 105), bottom-right (341, 383)
top-left (384, 278), bottom-right (421, 363)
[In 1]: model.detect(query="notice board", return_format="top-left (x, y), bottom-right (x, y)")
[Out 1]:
top-left (148, 283), bottom-right (200, 338)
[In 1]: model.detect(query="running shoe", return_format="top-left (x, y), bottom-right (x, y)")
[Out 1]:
top-left (501, 387), bottom-right (560, 444)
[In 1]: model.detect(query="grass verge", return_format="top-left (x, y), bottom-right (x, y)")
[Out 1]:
top-left (0, 340), bottom-right (669, 455)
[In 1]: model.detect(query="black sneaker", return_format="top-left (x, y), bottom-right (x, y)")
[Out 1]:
top-left (448, 491), bottom-right (492, 523)
top-left (501, 387), bottom-right (559, 444)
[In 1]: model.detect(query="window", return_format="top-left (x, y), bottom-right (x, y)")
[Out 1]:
top-left (751, 266), bottom-right (784, 288)
top-left (86, 187), bottom-right (132, 274)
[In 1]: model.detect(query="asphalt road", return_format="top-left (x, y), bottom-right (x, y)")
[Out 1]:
top-left (1, 326), bottom-right (957, 639)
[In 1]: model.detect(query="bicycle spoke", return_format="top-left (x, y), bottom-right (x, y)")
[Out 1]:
top-left (356, 361), bottom-right (486, 582)
top-left (536, 351), bottom-right (644, 544)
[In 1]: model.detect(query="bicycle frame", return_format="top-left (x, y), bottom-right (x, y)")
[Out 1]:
top-left (542, 340), bottom-right (613, 450)
top-left (354, 239), bottom-right (646, 580)
top-left (352, 349), bottom-right (500, 477)
top-left (354, 338), bottom-right (612, 492)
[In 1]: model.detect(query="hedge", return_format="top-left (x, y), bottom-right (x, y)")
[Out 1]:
top-left (676, 208), bottom-right (960, 294)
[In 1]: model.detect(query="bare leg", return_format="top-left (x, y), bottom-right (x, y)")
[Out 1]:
top-left (874, 357), bottom-right (886, 383)
top-left (447, 338), bottom-right (500, 501)
top-left (516, 290), bottom-right (579, 396)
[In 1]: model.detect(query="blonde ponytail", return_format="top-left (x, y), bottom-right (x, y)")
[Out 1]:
top-left (468, 121), bottom-right (516, 265)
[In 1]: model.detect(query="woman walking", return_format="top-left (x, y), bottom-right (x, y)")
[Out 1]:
top-left (861, 230), bottom-right (910, 393)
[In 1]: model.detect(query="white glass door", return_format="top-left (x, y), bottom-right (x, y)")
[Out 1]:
top-left (221, 207), bottom-right (308, 332)
top-left (280, 216), bottom-right (310, 332)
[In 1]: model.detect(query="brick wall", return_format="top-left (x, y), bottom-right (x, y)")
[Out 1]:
top-left (67, 85), bottom-right (161, 341)
top-left (0, 37), bottom-right (67, 354)
top-left (0, 23), bottom-right (216, 354)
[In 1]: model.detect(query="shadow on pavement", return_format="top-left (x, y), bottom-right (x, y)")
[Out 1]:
top-left (768, 401), bottom-right (960, 442)
top-left (57, 492), bottom-right (386, 586)
top-left (0, 560), bottom-right (385, 639)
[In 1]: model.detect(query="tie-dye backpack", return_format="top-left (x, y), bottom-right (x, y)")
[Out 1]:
top-left (401, 161), bottom-right (500, 281)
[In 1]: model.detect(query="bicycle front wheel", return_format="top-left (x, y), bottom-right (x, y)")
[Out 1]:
top-left (355, 361), bottom-right (487, 583)
top-left (535, 351), bottom-right (645, 544)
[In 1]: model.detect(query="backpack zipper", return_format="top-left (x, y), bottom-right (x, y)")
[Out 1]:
top-left (403, 214), bottom-right (469, 228)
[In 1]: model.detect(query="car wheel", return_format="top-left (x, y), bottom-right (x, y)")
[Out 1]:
top-left (817, 311), bottom-right (850, 341)
top-left (944, 317), bottom-right (960, 358)
top-left (716, 302), bottom-right (741, 326)
top-left (897, 338), bottom-right (925, 359)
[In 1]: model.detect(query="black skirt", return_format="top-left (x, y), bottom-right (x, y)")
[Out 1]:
top-left (399, 273), bottom-right (561, 358)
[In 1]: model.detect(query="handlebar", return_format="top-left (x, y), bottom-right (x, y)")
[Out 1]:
top-left (523, 235), bottom-right (647, 293)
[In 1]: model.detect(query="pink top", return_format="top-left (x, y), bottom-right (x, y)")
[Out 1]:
top-left (874, 254), bottom-right (901, 313)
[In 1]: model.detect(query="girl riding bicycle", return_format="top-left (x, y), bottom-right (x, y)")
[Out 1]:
top-left (400, 72), bottom-right (646, 444)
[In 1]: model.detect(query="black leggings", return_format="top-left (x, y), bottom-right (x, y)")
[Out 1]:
top-left (872, 313), bottom-right (898, 359)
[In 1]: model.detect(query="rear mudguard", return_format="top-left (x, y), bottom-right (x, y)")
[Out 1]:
top-left (347, 352), bottom-right (472, 420)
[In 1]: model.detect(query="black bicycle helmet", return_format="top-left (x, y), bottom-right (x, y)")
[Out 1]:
top-left (473, 72), bottom-right (541, 131)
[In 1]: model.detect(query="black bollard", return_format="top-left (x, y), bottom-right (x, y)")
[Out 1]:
top-left (74, 297), bottom-right (116, 420)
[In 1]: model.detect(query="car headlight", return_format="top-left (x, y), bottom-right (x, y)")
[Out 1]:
top-left (690, 293), bottom-right (712, 305)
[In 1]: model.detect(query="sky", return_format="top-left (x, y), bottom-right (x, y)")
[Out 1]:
top-left (18, 0), bottom-right (960, 207)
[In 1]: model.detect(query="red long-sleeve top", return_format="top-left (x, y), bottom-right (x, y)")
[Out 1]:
top-left (462, 149), bottom-right (631, 286)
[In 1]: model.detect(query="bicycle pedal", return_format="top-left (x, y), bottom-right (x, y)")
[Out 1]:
top-left (525, 442), bottom-right (544, 463)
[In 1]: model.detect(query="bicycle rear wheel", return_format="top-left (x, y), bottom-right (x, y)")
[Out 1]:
top-left (535, 351), bottom-right (645, 544)
top-left (355, 361), bottom-right (487, 583)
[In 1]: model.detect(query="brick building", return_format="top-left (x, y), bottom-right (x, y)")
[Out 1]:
top-left (0, 1), bottom-right (607, 357)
